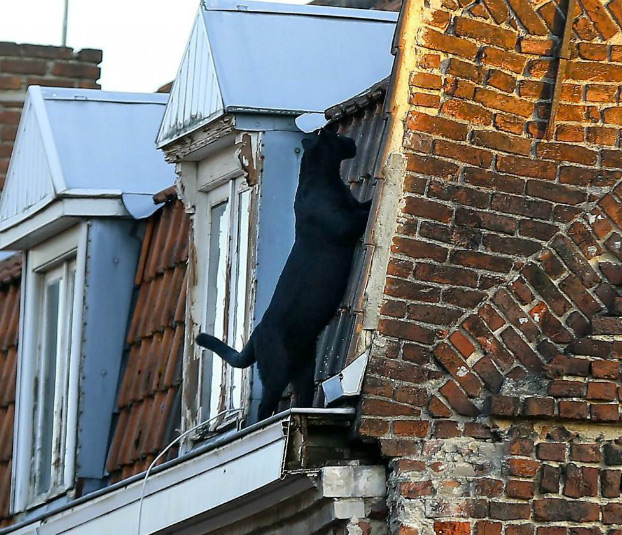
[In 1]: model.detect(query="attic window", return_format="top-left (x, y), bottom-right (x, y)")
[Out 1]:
top-left (13, 224), bottom-right (86, 511)
top-left (198, 178), bottom-right (252, 422)
top-left (32, 258), bottom-right (76, 496)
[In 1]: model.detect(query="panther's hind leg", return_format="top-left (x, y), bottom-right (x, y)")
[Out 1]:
top-left (256, 340), bottom-right (291, 421)
top-left (291, 356), bottom-right (316, 409)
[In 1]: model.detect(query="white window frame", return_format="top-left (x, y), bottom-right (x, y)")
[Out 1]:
top-left (197, 177), bottom-right (253, 425)
top-left (12, 224), bottom-right (87, 512)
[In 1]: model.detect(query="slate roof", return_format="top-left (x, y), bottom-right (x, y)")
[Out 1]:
top-left (314, 80), bottom-right (390, 380)
top-left (106, 194), bottom-right (188, 483)
top-left (0, 254), bottom-right (21, 527)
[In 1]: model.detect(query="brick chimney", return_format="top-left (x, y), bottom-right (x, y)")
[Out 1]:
top-left (0, 42), bottom-right (102, 190)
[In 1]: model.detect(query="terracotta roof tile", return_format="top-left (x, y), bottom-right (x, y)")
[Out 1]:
top-left (105, 409), bottom-right (128, 473)
top-left (0, 461), bottom-right (12, 520)
top-left (0, 264), bottom-right (20, 524)
top-left (134, 218), bottom-right (155, 286)
top-left (106, 199), bottom-right (186, 482)
top-left (0, 405), bottom-right (14, 461)
top-left (0, 254), bottom-right (21, 286)
top-left (163, 326), bottom-right (183, 389)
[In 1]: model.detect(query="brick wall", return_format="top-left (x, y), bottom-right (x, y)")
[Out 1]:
top-left (359, 0), bottom-right (622, 532)
top-left (0, 42), bottom-right (102, 189)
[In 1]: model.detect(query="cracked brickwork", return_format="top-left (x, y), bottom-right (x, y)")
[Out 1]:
top-left (358, 0), bottom-right (622, 532)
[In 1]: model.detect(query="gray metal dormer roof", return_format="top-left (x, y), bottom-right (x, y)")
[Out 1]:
top-left (0, 87), bottom-right (175, 249)
top-left (156, 0), bottom-right (397, 148)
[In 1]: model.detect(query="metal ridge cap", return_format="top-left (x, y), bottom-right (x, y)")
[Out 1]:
top-left (201, 0), bottom-right (398, 21)
top-left (39, 86), bottom-right (169, 105)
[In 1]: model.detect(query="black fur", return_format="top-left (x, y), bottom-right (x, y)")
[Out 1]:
top-left (196, 128), bottom-right (371, 420)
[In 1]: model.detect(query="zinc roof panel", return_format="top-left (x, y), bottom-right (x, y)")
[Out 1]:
top-left (0, 347), bottom-right (16, 408)
top-left (106, 409), bottom-right (128, 473)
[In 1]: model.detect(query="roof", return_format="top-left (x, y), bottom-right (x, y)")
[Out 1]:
top-left (0, 255), bottom-right (21, 527)
top-left (0, 87), bottom-right (175, 243)
top-left (325, 77), bottom-right (389, 121)
top-left (106, 198), bottom-right (188, 483)
top-left (156, 0), bottom-right (398, 147)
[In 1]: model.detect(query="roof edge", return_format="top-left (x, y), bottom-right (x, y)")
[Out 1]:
top-left (201, 0), bottom-right (398, 21)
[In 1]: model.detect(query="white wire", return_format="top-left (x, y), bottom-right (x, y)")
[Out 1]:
top-left (136, 408), bottom-right (242, 535)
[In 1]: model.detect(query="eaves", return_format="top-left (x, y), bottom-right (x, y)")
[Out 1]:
top-left (2, 409), bottom-right (383, 535)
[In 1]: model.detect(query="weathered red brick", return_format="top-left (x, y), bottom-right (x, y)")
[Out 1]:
top-left (358, 418), bottom-right (391, 437)
top-left (489, 395), bottom-right (521, 416)
top-left (587, 382), bottom-right (617, 401)
top-left (586, 126), bottom-right (617, 146)
top-left (487, 69), bottom-right (517, 93)
top-left (385, 277), bottom-right (442, 302)
top-left (439, 380), bottom-right (481, 416)
top-left (420, 28), bottom-right (479, 58)
top-left (393, 420), bottom-right (430, 437)
top-left (492, 193), bottom-right (552, 220)
top-left (441, 99), bottom-right (494, 127)
top-left (454, 16), bottom-right (518, 48)
top-left (473, 356), bottom-right (504, 393)
top-left (506, 479), bottom-right (535, 500)
top-left (433, 420), bottom-right (461, 438)
top-left (592, 360), bottom-right (620, 379)
top-left (533, 499), bottom-right (599, 522)
top-left (603, 503), bottom-right (622, 525)
top-left (434, 521), bottom-right (471, 535)
top-left (558, 400), bottom-right (589, 419)
top-left (392, 236), bottom-right (449, 262)
top-left (451, 249), bottom-right (514, 273)
top-left (474, 88), bottom-right (534, 118)
top-left (429, 395), bottom-right (452, 418)
top-left (602, 469), bottom-right (622, 498)
top-left (407, 111), bottom-right (469, 142)
top-left (481, 46), bottom-right (526, 73)
top-left (433, 139), bottom-right (494, 167)
top-left (536, 442), bottom-right (566, 461)
top-left (536, 142), bottom-right (598, 166)
top-left (489, 501), bottom-right (530, 520)
top-left (378, 319), bottom-right (436, 344)
top-left (591, 403), bottom-right (620, 422)
top-left (524, 397), bottom-right (555, 417)
top-left (540, 464), bottom-right (561, 493)
top-left (406, 153), bottom-right (461, 180)
top-left (570, 443), bottom-right (601, 463)
top-left (415, 263), bottom-right (479, 287)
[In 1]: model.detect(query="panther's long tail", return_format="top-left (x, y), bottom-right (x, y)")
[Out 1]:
top-left (196, 333), bottom-right (256, 368)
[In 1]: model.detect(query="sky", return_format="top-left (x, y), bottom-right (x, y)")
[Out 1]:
top-left (1, 0), bottom-right (307, 93)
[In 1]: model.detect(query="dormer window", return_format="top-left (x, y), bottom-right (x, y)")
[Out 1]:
top-left (200, 178), bottom-right (252, 421)
top-left (2, 86), bottom-right (175, 512)
top-left (14, 225), bottom-right (85, 507)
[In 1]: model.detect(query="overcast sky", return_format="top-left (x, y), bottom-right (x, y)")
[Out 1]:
top-left (1, 0), bottom-right (307, 93)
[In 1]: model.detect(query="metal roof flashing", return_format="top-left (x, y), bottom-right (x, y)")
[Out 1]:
top-left (156, 1), bottom-right (397, 147)
top-left (0, 408), bottom-right (378, 535)
top-left (0, 86), bottom-right (175, 249)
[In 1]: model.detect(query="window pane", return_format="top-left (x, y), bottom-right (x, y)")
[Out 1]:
top-left (36, 278), bottom-right (60, 495)
top-left (202, 201), bottom-right (230, 418)
top-left (56, 265), bottom-right (76, 477)
top-left (229, 189), bottom-right (251, 410)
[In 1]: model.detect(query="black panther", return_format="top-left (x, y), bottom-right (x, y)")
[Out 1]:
top-left (196, 128), bottom-right (371, 421)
